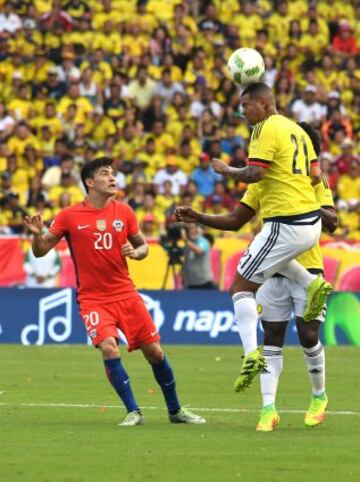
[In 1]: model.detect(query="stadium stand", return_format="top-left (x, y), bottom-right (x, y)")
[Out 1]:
top-left (0, 0), bottom-right (359, 286)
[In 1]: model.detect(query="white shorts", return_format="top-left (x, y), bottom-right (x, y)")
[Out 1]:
top-left (238, 213), bottom-right (321, 284)
top-left (256, 276), bottom-right (326, 323)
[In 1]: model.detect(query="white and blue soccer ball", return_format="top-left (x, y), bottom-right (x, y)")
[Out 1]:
top-left (227, 48), bottom-right (265, 85)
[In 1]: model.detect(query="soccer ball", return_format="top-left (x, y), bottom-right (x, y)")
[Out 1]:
top-left (227, 48), bottom-right (265, 86)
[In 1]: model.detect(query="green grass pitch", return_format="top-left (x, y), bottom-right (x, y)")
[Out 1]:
top-left (1, 345), bottom-right (359, 482)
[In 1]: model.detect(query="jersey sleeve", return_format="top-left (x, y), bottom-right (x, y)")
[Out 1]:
top-left (48, 209), bottom-right (69, 239)
top-left (314, 178), bottom-right (335, 208)
top-left (240, 185), bottom-right (261, 212)
top-left (248, 121), bottom-right (276, 168)
top-left (126, 204), bottom-right (140, 237)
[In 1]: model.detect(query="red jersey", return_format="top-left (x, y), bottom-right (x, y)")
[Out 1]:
top-left (49, 199), bottom-right (139, 304)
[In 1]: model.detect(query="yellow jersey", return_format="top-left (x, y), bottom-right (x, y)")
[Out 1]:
top-left (241, 178), bottom-right (335, 271)
top-left (248, 114), bottom-right (319, 220)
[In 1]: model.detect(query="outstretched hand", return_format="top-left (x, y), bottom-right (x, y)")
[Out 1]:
top-left (23, 213), bottom-right (43, 235)
top-left (175, 206), bottom-right (199, 223)
top-left (211, 158), bottom-right (229, 175)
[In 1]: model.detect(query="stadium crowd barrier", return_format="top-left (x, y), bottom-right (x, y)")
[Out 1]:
top-left (0, 288), bottom-right (358, 346)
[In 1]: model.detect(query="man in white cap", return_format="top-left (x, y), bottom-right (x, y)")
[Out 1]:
top-left (291, 85), bottom-right (326, 125)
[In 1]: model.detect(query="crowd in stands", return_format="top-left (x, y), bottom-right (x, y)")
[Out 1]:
top-left (0, 0), bottom-right (359, 240)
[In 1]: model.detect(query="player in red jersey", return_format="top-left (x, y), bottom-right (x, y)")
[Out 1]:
top-left (24, 157), bottom-right (206, 426)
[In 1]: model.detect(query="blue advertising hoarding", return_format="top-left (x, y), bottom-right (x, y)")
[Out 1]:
top-left (0, 288), bottom-right (359, 346)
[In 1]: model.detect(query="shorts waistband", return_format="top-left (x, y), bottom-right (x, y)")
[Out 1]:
top-left (273, 268), bottom-right (324, 278)
top-left (263, 210), bottom-right (321, 225)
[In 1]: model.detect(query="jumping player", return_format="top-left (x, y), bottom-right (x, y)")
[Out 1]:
top-left (24, 157), bottom-right (206, 426)
top-left (175, 177), bottom-right (336, 431)
top-left (210, 83), bottom-right (332, 391)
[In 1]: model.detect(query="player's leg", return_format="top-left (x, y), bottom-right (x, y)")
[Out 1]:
top-left (291, 278), bottom-right (328, 426)
top-left (257, 321), bottom-right (285, 432)
top-left (98, 336), bottom-right (143, 426)
top-left (280, 260), bottom-right (332, 321)
top-left (271, 219), bottom-right (332, 320)
top-left (80, 304), bottom-right (142, 426)
top-left (231, 272), bottom-right (266, 391)
top-left (231, 221), bottom-right (287, 391)
top-left (255, 278), bottom-right (291, 431)
top-left (296, 316), bottom-right (328, 427)
top-left (141, 342), bottom-right (206, 424)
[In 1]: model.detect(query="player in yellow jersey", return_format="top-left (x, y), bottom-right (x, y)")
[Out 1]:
top-left (241, 180), bottom-right (336, 431)
top-left (210, 83), bottom-right (332, 390)
top-left (176, 180), bottom-right (336, 429)
top-left (176, 122), bottom-right (336, 429)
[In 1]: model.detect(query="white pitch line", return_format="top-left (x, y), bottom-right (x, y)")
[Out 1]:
top-left (0, 402), bottom-right (359, 416)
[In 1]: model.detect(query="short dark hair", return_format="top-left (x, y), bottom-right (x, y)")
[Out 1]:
top-left (298, 122), bottom-right (321, 156)
top-left (241, 82), bottom-right (273, 99)
top-left (80, 157), bottom-right (113, 193)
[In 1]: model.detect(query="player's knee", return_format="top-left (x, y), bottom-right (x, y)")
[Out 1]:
top-left (296, 318), bottom-right (319, 348)
top-left (99, 337), bottom-right (119, 359)
top-left (230, 273), bottom-right (258, 296)
top-left (262, 321), bottom-right (286, 347)
top-left (141, 343), bottom-right (164, 364)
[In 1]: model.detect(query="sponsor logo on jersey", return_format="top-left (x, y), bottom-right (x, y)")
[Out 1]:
top-left (90, 329), bottom-right (97, 339)
top-left (257, 304), bottom-right (263, 314)
top-left (96, 220), bottom-right (106, 231)
top-left (113, 219), bottom-right (124, 232)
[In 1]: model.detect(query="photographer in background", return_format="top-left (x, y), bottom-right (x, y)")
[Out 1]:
top-left (182, 223), bottom-right (216, 290)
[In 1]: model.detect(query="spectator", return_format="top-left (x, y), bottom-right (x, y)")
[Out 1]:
top-left (137, 136), bottom-right (165, 178)
top-left (153, 156), bottom-right (187, 196)
top-left (198, 3), bottom-right (223, 34)
top-left (204, 181), bottom-right (235, 211)
top-left (331, 21), bottom-right (358, 58)
top-left (128, 180), bottom-right (146, 211)
top-left (322, 114), bottom-right (353, 154)
top-left (137, 190), bottom-right (165, 239)
top-left (27, 193), bottom-right (53, 226)
top-left (190, 87), bottom-right (222, 119)
top-left (182, 223), bottom-right (216, 289)
top-left (154, 68), bottom-right (184, 108)
top-left (0, 103), bottom-right (15, 140)
top-left (27, 175), bottom-right (48, 208)
top-left (176, 139), bottom-right (198, 175)
top-left (337, 160), bottom-right (360, 210)
top-left (325, 91), bottom-right (346, 118)
top-left (0, 171), bottom-right (13, 200)
top-left (48, 172), bottom-right (83, 208)
top-left (42, 67), bottom-right (67, 100)
top-left (156, 180), bottom-right (176, 212)
top-left (3, 192), bottom-right (28, 234)
top-left (150, 26), bottom-right (172, 65)
top-left (290, 85), bottom-right (326, 125)
top-left (334, 139), bottom-right (360, 175)
top-left (0, 3), bottom-right (22, 33)
top-left (128, 65), bottom-right (156, 111)
top-left (190, 153), bottom-right (222, 197)
top-left (24, 244), bottom-right (61, 288)
top-left (41, 155), bottom-right (77, 190)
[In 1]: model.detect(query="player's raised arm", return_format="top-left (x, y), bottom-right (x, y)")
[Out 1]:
top-left (211, 158), bottom-right (267, 184)
top-left (175, 203), bottom-right (256, 231)
top-left (122, 231), bottom-right (149, 260)
top-left (23, 213), bottom-right (61, 257)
